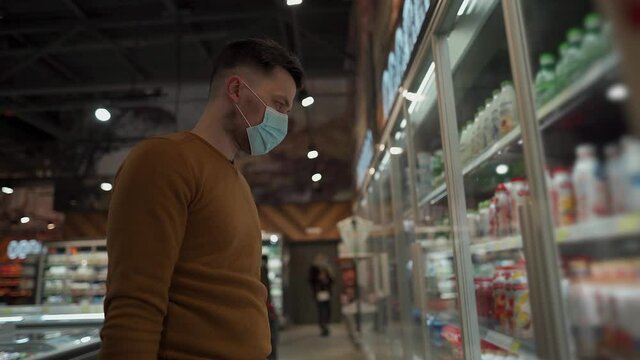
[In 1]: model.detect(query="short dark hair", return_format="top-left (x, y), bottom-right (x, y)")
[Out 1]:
top-left (209, 38), bottom-right (304, 94)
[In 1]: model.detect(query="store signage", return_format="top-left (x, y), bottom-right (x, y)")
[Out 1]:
top-left (7, 240), bottom-right (42, 260)
top-left (382, 0), bottom-right (431, 120)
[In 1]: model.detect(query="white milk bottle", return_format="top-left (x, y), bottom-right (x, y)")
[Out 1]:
top-left (486, 90), bottom-right (501, 146)
top-left (572, 144), bottom-right (609, 223)
top-left (604, 144), bottom-right (625, 214)
top-left (498, 81), bottom-right (516, 136)
top-left (620, 136), bottom-right (640, 212)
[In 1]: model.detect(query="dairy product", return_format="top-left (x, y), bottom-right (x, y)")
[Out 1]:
top-left (620, 136), bottom-right (640, 212)
top-left (572, 144), bottom-right (609, 222)
top-left (509, 177), bottom-right (528, 234)
top-left (495, 183), bottom-right (512, 237)
top-left (486, 90), bottom-right (501, 146)
top-left (498, 81), bottom-right (516, 136)
top-left (553, 168), bottom-right (576, 226)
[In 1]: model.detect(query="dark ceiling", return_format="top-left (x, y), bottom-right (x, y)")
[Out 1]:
top-left (0, 0), bottom-right (357, 209)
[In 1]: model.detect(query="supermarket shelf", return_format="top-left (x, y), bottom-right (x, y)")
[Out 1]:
top-left (537, 53), bottom-right (618, 125)
top-left (44, 276), bottom-right (107, 282)
top-left (46, 263), bottom-right (108, 267)
top-left (556, 212), bottom-right (640, 244)
top-left (471, 236), bottom-right (523, 253)
top-left (479, 326), bottom-right (536, 357)
top-left (415, 225), bottom-right (452, 234)
top-left (417, 182), bottom-right (447, 208)
top-left (416, 55), bottom-right (619, 211)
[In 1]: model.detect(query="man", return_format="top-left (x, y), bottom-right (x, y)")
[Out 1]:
top-left (100, 38), bottom-right (303, 359)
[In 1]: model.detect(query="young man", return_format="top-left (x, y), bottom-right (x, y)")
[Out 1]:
top-left (100, 38), bottom-right (303, 360)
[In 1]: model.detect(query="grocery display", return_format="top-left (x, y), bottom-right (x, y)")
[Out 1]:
top-left (0, 257), bottom-right (38, 306)
top-left (355, 0), bottom-right (639, 359)
top-left (40, 240), bottom-right (107, 305)
top-left (261, 233), bottom-right (284, 322)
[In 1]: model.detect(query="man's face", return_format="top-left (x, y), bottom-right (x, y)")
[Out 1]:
top-left (227, 67), bottom-right (297, 154)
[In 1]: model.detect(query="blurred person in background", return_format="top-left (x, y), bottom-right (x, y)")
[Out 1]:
top-left (261, 254), bottom-right (279, 360)
top-left (100, 38), bottom-right (303, 360)
top-left (309, 254), bottom-right (334, 337)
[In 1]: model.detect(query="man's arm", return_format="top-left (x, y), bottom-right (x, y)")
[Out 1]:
top-left (100, 138), bottom-right (192, 359)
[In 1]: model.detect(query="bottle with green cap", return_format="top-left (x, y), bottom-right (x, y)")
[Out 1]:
top-left (556, 28), bottom-right (585, 88)
top-left (581, 13), bottom-right (608, 65)
top-left (460, 122), bottom-right (470, 163)
top-left (535, 53), bottom-right (557, 107)
top-left (555, 42), bottom-right (570, 90)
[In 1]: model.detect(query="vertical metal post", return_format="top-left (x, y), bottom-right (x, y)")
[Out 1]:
top-left (410, 242), bottom-right (431, 360)
top-left (402, 99), bottom-right (421, 226)
top-left (501, 0), bottom-right (572, 359)
top-left (432, 35), bottom-right (482, 360)
top-left (389, 150), bottom-right (416, 360)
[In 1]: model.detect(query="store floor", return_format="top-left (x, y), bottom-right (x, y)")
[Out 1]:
top-left (278, 323), bottom-right (365, 360)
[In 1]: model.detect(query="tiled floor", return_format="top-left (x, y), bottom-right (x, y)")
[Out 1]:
top-left (277, 323), bottom-right (365, 360)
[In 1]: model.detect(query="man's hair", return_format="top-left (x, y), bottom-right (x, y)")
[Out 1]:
top-left (209, 38), bottom-right (304, 95)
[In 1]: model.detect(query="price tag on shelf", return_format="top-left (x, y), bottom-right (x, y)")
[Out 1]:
top-left (555, 227), bottom-right (570, 242)
top-left (484, 329), bottom-right (521, 354)
top-left (617, 213), bottom-right (640, 234)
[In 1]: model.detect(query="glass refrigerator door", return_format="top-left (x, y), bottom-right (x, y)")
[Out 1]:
top-left (441, 0), bottom-right (537, 358)
top-left (520, 0), bottom-right (640, 358)
top-left (406, 55), bottom-right (462, 359)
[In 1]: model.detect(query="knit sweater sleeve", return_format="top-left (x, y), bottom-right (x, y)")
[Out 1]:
top-left (100, 138), bottom-right (192, 359)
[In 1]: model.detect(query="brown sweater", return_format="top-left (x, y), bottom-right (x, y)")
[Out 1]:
top-left (100, 132), bottom-right (270, 360)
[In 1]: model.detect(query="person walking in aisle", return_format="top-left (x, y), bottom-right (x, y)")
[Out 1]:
top-left (100, 38), bottom-right (303, 360)
top-left (309, 254), bottom-right (334, 337)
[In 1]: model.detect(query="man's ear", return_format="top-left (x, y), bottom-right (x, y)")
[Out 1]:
top-left (225, 75), bottom-right (242, 103)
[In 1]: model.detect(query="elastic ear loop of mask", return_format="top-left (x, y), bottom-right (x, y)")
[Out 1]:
top-left (235, 80), bottom-right (267, 128)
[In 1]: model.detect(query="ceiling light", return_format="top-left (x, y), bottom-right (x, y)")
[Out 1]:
top-left (307, 150), bottom-right (319, 159)
top-left (400, 119), bottom-right (407, 129)
top-left (16, 338), bottom-right (29, 344)
top-left (301, 95), bottom-right (315, 107)
top-left (20, 216), bottom-right (30, 224)
top-left (270, 234), bottom-right (279, 244)
top-left (312, 173), bottom-right (322, 182)
top-left (378, 144), bottom-right (386, 152)
top-left (287, 0), bottom-right (303, 5)
top-left (390, 147), bottom-right (404, 155)
top-left (100, 182), bottom-right (113, 192)
top-left (1, 186), bottom-right (13, 194)
top-left (0, 316), bottom-right (24, 323)
top-left (94, 108), bottom-right (111, 122)
top-left (47, 223), bottom-right (56, 230)
top-left (606, 83), bottom-right (629, 102)
top-left (496, 164), bottom-right (509, 175)
top-left (402, 90), bottom-right (424, 102)
top-left (368, 168), bottom-right (376, 176)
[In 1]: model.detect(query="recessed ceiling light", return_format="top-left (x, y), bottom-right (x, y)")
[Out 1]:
top-left (100, 182), bottom-right (113, 192)
top-left (301, 96), bottom-right (314, 107)
top-left (20, 216), bottom-right (30, 224)
top-left (307, 150), bottom-right (319, 159)
top-left (95, 108), bottom-right (111, 122)
top-left (1, 187), bottom-right (13, 194)
top-left (270, 234), bottom-right (279, 244)
top-left (311, 173), bottom-right (322, 182)
top-left (47, 223), bottom-right (56, 230)
top-left (287, 0), bottom-right (303, 5)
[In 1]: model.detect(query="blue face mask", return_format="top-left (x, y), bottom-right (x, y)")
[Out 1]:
top-left (235, 82), bottom-right (288, 156)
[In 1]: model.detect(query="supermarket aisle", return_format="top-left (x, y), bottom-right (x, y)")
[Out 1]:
top-left (278, 324), bottom-right (365, 360)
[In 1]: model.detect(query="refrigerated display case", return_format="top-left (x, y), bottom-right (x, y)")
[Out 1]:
top-left (355, 0), bottom-right (640, 359)
top-left (40, 240), bottom-right (107, 305)
top-left (261, 232), bottom-right (284, 322)
top-left (0, 247), bottom-right (40, 306)
top-left (0, 305), bottom-right (103, 359)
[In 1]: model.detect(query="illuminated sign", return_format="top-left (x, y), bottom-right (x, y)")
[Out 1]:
top-left (7, 240), bottom-right (42, 260)
top-left (382, 0), bottom-right (431, 120)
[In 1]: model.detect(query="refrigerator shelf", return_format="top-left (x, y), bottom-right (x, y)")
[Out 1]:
top-left (471, 236), bottom-right (523, 254)
top-left (556, 212), bottom-right (640, 244)
top-left (536, 53), bottom-right (619, 128)
top-left (479, 326), bottom-right (536, 358)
